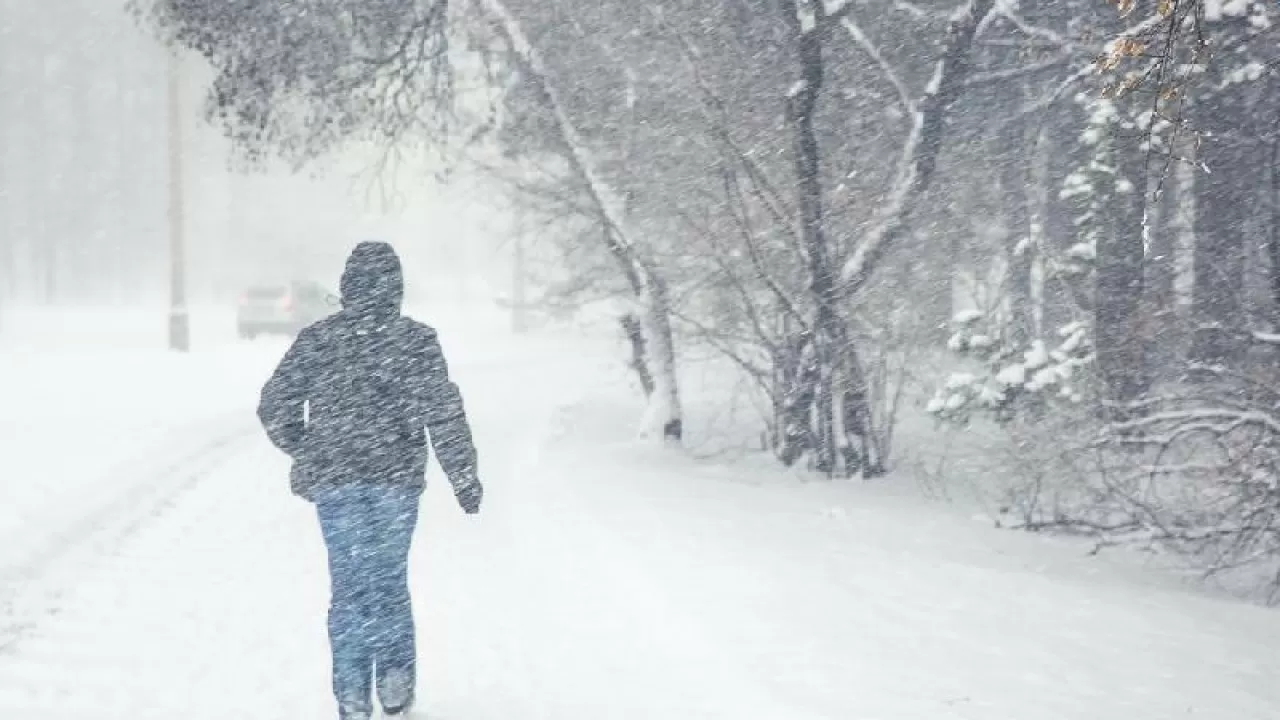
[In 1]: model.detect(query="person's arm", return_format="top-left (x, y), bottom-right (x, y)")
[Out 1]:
top-left (257, 330), bottom-right (313, 458)
top-left (419, 329), bottom-right (481, 511)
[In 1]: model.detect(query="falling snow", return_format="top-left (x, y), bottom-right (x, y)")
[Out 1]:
top-left (1, 1), bottom-right (1279, 719)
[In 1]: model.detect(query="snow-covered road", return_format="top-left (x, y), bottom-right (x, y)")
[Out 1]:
top-left (1, 310), bottom-right (1278, 719)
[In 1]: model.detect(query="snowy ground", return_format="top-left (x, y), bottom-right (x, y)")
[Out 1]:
top-left (1, 305), bottom-right (1278, 719)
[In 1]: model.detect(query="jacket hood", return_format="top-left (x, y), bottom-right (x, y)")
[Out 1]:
top-left (339, 241), bottom-right (404, 321)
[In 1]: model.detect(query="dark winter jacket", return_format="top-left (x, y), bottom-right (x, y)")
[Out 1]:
top-left (256, 241), bottom-right (478, 500)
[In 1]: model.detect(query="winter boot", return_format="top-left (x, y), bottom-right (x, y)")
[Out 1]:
top-left (338, 695), bottom-right (373, 720)
top-left (379, 666), bottom-right (415, 715)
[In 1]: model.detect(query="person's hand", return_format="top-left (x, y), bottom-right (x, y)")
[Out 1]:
top-left (453, 472), bottom-right (483, 514)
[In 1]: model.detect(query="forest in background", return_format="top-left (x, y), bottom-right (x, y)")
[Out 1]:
top-left (0, 0), bottom-right (513, 306)
top-left (8, 0), bottom-right (1279, 599)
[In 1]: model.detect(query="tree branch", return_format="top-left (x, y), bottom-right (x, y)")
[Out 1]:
top-left (837, 0), bottom-right (997, 296)
top-left (839, 15), bottom-right (916, 119)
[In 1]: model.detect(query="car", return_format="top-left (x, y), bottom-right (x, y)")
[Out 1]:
top-left (236, 281), bottom-right (334, 339)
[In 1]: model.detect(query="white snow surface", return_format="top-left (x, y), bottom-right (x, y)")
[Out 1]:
top-left (994, 362), bottom-right (1026, 386)
top-left (1, 306), bottom-right (1279, 719)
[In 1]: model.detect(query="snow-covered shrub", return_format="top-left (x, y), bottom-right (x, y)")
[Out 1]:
top-left (926, 310), bottom-right (1094, 426)
top-left (1090, 378), bottom-right (1280, 602)
top-left (920, 310), bottom-right (1110, 534)
top-left (928, 317), bottom-right (1280, 602)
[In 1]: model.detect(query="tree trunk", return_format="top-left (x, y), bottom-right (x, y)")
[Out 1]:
top-left (780, 0), bottom-right (841, 475)
top-left (902, 206), bottom-right (955, 343)
top-left (634, 268), bottom-right (683, 441)
top-left (836, 327), bottom-right (884, 478)
top-left (0, 1), bottom-right (11, 305)
top-left (1268, 123), bottom-right (1280, 329)
top-left (619, 312), bottom-right (655, 396)
top-left (3, 1), bottom-right (32, 303)
top-left (1042, 120), bottom-right (1090, 323)
top-left (837, 0), bottom-right (997, 295)
top-left (38, 50), bottom-right (60, 304)
top-left (777, 330), bottom-right (818, 467)
top-left (1145, 164), bottom-right (1180, 376)
top-left (777, 0), bottom-right (995, 476)
top-left (999, 120), bottom-right (1034, 346)
top-left (480, 0), bottom-right (683, 442)
top-left (1025, 126), bottom-right (1053, 338)
top-left (1148, 123), bottom-right (1200, 368)
top-left (1093, 122), bottom-right (1150, 412)
top-left (1188, 112), bottom-right (1249, 368)
top-left (1172, 144), bottom-right (1197, 320)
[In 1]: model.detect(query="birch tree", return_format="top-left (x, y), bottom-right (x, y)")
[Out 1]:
top-left (467, 0), bottom-right (684, 441)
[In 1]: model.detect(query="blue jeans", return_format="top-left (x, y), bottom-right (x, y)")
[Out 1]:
top-left (315, 484), bottom-right (421, 714)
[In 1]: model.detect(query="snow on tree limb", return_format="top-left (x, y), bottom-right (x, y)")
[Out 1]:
top-left (985, 15), bottom-right (1169, 135)
top-left (473, 0), bottom-right (632, 255)
top-left (1111, 409), bottom-right (1280, 439)
top-left (133, 0), bottom-right (454, 163)
top-left (993, 0), bottom-right (1081, 51)
top-left (1254, 331), bottom-right (1280, 346)
top-left (655, 15), bottom-right (810, 327)
top-left (473, 0), bottom-right (683, 441)
top-left (840, 16), bottom-right (915, 119)
top-left (962, 53), bottom-right (1073, 90)
top-left (836, 0), bottom-right (996, 296)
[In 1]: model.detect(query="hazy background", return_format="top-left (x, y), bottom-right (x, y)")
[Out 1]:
top-left (0, 0), bottom-right (516, 310)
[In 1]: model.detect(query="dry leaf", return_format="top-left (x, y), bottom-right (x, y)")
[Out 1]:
top-left (1094, 51), bottom-right (1122, 72)
top-left (1115, 38), bottom-right (1146, 57)
top-left (1116, 75), bottom-right (1141, 97)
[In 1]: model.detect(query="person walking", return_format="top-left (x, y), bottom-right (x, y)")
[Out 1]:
top-left (257, 241), bottom-right (483, 720)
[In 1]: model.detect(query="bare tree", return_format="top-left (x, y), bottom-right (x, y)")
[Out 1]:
top-left (470, 0), bottom-right (684, 441)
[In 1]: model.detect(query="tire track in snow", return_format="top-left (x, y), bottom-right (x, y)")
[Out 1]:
top-left (0, 414), bottom-right (255, 653)
top-left (0, 437), bottom-right (338, 719)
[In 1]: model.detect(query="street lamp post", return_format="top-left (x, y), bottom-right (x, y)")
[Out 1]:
top-left (512, 217), bottom-right (527, 333)
top-left (167, 51), bottom-right (189, 352)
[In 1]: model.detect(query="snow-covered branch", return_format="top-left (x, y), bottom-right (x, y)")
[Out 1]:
top-left (962, 52), bottom-right (1072, 89)
top-left (720, 169), bottom-right (812, 330)
top-left (475, 0), bottom-right (630, 252)
top-left (823, 0), bottom-right (853, 18)
top-left (993, 0), bottom-right (1082, 51)
top-left (928, 314), bottom-right (1092, 423)
top-left (840, 16), bottom-right (915, 119)
top-left (653, 9), bottom-right (815, 300)
top-left (837, 0), bottom-right (996, 296)
top-left (475, 0), bottom-right (683, 441)
top-left (1253, 331), bottom-right (1280, 346)
top-left (995, 14), bottom-right (1170, 129)
top-left (1111, 409), bottom-right (1280, 439)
